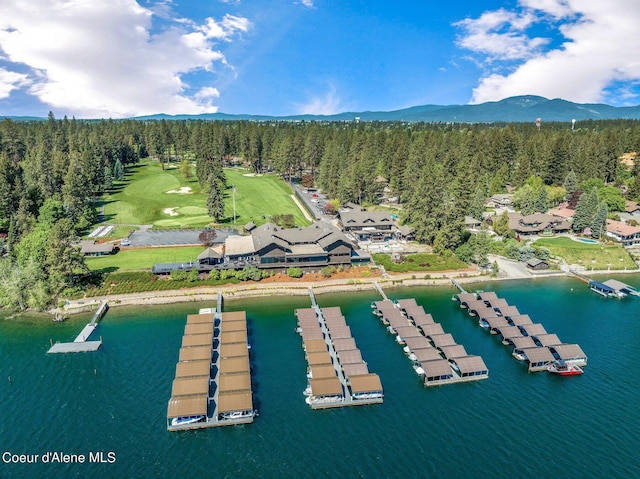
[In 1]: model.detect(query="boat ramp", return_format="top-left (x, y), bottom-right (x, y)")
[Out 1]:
top-left (452, 283), bottom-right (587, 372)
top-left (296, 288), bottom-right (383, 409)
top-left (47, 301), bottom-right (109, 354)
top-left (167, 298), bottom-right (256, 431)
top-left (372, 290), bottom-right (488, 386)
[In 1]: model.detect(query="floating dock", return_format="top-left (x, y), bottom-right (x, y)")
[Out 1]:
top-left (451, 285), bottom-right (587, 372)
top-left (47, 301), bottom-right (109, 354)
top-left (167, 300), bottom-right (256, 431)
top-left (372, 294), bottom-right (488, 386)
top-left (296, 288), bottom-right (383, 409)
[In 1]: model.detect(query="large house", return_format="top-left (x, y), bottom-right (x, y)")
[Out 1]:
top-left (338, 210), bottom-right (398, 242)
top-left (507, 213), bottom-right (571, 236)
top-left (605, 219), bottom-right (640, 247)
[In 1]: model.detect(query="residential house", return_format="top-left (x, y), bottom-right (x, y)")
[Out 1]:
top-left (508, 213), bottom-right (571, 236)
top-left (625, 200), bottom-right (640, 215)
top-left (488, 194), bottom-right (513, 208)
top-left (605, 219), bottom-right (640, 247)
top-left (338, 210), bottom-right (397, 242)
top-left (526, 258), bottom-right (549, 270)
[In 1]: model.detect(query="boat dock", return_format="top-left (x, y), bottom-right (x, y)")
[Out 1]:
top-left (167, 299), bottom-right (255, 431)
top-left (296, 288), bottom-right (383, 409)
top-left (569, 271), bottom-right (639, 298)
top-left (372, 290), bottom-right (488, 386)
top-left (47, 301), bottom-right (109, 354)
top-left (452, 290), bottom-right (587, 372)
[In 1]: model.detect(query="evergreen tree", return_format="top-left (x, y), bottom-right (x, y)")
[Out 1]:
top-left (469, 185), bottom-right (487, 221)
top-left (113, 158), bottom-right (125, 180)
top-left (563, 170), bottom-right (578, 197)
top-left (591, 201), bottom-right (608, 238)
top-left (207, 182), bottom-right (225, 222)
top-left (572, 187), bottom-right (598, 233)
top-left (535, 186), bottom-right (548, 213)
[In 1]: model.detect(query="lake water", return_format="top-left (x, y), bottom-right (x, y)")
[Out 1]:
top-left (1, 276), bottom-right (639, 478)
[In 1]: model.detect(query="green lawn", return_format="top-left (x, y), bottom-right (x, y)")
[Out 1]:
top-left (533, 237), bottom-right (636, 270)
top-left (100, 162), bottom-right (310, 228)
top-left (85, 246), bottom-right (205, 272)
top-left (372, 253), bottom-right (469, 273)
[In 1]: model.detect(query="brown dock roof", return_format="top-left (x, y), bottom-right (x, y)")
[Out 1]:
top-left (342, 362), bottom-right (369, 376)
top-left (217, 391), bottom-right (253, 413)
top-left (413, 348), bottom-right (443, 362)
top-left (219, 343), bottom-right (249, 358)
top-left (534, 333), bottom-right (562, 346)
top-left (307, 350), bottom-right (333, 366)
top-left (420, 359), bottom-right (453, 378)
top-left (167, 395), bottom-right (207, 418)
top-left (219, 330), bottom-right (248, 344)
top-left (463, 298), bottom-right (485, 311)
top-left (219, 356), bottom-right (250, 375)
top-left (520, 347), bottom-right (555, 363)
top-left (374, 300), bottom-right (396, 312)
top-left (171, 377), bottom-right (210, 397)
top-left (337, 349), bottom-right (364, 364)
top-left (296, 308), bottom-right (318, 320)
top-left (452, 355), bottom-right (488, 374)
top-left (321, 307), bottom-right (343, 318)
top-left (304, 339), bottom-right (328, 353)
top-left (220, 320), bottom-right (247, 333)
top-left (478, 291), bottom-right (498, 302)
top-left (182, 333), bottom-right (212, 347)
top-left (510, 314), bottom-right (532, 325)
top-left (404, 305), bottom-right (427, 318)
top-left (438, 344), bottom-right (467, 359)
top-left (412, 314), bottom-right (435, 327)
top-left (476, 306), bottom-right (500, 319)
top-left (386, 314), bottom-right (409, 329)
top-left (396, 298), bottom-right (418, 310)
top-left (520, 323), bottom-right (547, 336)
top-left (221, 311), bottom-right (246, 322)
top-left (510, 336), bottom-right (537, 349)
top-left (175, 360), bottom-right (211, 378)
top-left (456, 292), bottom-right (478, 304)
top-left (497, 325), bottom-right (524, 340)
top-left (551, 344), bottom-right (587, 361)
top-left (310, 364), bottom-right (338, 379)
top-left (485, 316), bottom-right (510, 329)
top-left (187, 313), bottom-right (214, 324)
top-left (332, 338), bottom-right (357, 351)
top-left (327, 326), bottom-right (352, 340)
top-left (324, 315), bottom-right (347, 330)
top-left (301, 328), bottom-right (324, 341)
top-left (218, 372), bottom-right (251, 393)
top-left (349, 373), bottom-right (383, 393)
top-left (310, 377), bottom-right (343, 397)
top-left (429, 333), bottom-right (457, 347)
top-left (418, 323), bottom-right (445, 336)
top-left (488, 298), bottom-right (510, 311)
top-left (185, 323), bottom-right (214, 335)
top-left (179, 346), bottom-right (212, 362)
top-left (403, 335), bottom-right (432, 351)
top-left (393, 325), bottom-right (422, 339)
top-left (499, 305), bottom-right (520, 318)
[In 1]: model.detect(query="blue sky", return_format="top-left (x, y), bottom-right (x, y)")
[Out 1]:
top-left (2, 0), bottom-right (640, 118)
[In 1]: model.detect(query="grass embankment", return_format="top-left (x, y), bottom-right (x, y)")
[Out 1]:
top-left (100, 162), bottom-right (311, 229)
top-left (533, 237), bottom-right (636, 270)
top-left (85, 246), bottom-right (205, 272)
top-left (372, 253), bottom-right (469, 273)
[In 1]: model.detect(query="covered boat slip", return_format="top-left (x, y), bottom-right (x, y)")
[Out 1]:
top-left (375, 296), bottom-right (488, 386)
top-left (168, 306), bottom-right (255, 431)
top-left (297, 305), bottom-right (383, 409)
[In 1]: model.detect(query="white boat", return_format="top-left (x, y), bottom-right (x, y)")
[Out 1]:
top-left (171, 415), bottom-right (204, 426)
top-left (512, 350), bottom-right (527, 361)
top-left (547, 360), bottom-right (583, 376)
top-left (413, 365), bottom-right (425, 376)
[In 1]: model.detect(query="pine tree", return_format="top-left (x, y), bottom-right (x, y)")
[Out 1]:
top-left (207, 182), bottom-right (225, 222)
top-left (535, 186), bottom-right (548, 213)
top-left (572, 187), bottom-right (598, 233)
top-left (563, 170), bottom-right (578, 198)
top-left (591, 201), bottom-right (608, 238)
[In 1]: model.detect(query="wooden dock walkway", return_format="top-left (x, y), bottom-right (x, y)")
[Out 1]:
top-left (450, 278), bottom-right (467, 293)
top-left (48, 301), bottom-right (109, 354)
top-left (373, 282), bottom-right (389, 301)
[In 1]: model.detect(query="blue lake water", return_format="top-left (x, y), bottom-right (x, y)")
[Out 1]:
top-left (1, 276), bottom-right (640, 478)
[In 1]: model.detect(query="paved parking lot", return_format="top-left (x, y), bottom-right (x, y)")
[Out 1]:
top-left (127, 228), bottom-right (239, 247)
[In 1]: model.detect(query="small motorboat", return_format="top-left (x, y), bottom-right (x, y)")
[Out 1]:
top-left (547, 360), bottom-right (583, 376)
top-left (171, 415), bottom-right (204, 426)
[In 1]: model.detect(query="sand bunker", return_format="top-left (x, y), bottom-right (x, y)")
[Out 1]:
top-left (163, 207), bottom-right (179, 216)
top-left (242, 173), bottom-right (263, 177)
top-left (166, 187), bottom-right (192, 194)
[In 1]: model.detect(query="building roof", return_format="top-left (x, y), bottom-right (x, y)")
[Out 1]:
top-left (310, 364), bottom-right (338, 379)
top-left (510, 336), bottom-right (537, 349)
top-left (519, 347), bottom-right (555, 363)
top-left (179, 346), bottom-right (212, 362)
top-left (438, 345), bottom-right (468, 359)
top-left (80, 240), bottom-right (115, 254)
top-left (403, 335), bottom-right (432, 351)
top-left (497, 325), bottom-right (524, 340)
top-left (219, 343), bottom-right (249, 359)
top-left (420, 359), bottom-right (453, 378)
top-left (393, 325), bottom-right (422, 339)
top-left (217, 391), bottom-right (253, 413)
top-left (429, 333), bottom-right (457, 347)
top-left (339, 210), bottom-right (395, 229)
top-left (197, 247), bottom-right (222, 260)
top-left (167, 395), bottom-right (207, 418)
top-left (606, 219), bottom-right (640, 237)
top-left (184, 323), bottom-right (214, 335)
top-left (550, 343), bottom-right (587, 360)
top-left (219, 330), bottom-right (248, 344)
top-left (327, 325), bottom-right (352, 340)
top-left (175, 360), bottom-right (211, 378)
top-left (337, 349), bottom-right (364, 364)
top-left (304, 339), bottom-right (328, 353)
top-left (533, 333), bottom-right (562, 346)
top-left (413, 348), bottom-right (444, 362)
top-left (182, 333), bottom-right (212, 348)
top-left (332, 338), bottom-right (357, 351)
top-left (219, 356), bottom-right (250, 375)
top-left (310, 377), bottom-right (343, 397)
top-left (218, 372), bottom-right (251, 393)
top-left (548, 207), bottom-right (575, 219)
top-left (625, 200), bottom-right (640, 213)
top-left (526, 258), bottom-right (548, 268)
top-left (342, 362), bottom-right (369, 376)
top-left (452, 355), bottom-right (488, 374)
top-left (485, 316), bottom-right (510, 329)
top-left (307, 350), bottom-right (332, 366)
top-left (349, 373), bottom-right (383, 393)
top-left (519, 323), bottom-right (547, 336)
top-left (418, 323), bottom-right (445, 336)
top-left (478, 291), bottom-right (498, 301)
top-left (187, 313), bottom-right (215, 324)
top-left (251, 221), bottom-right (351, 254)
top-left (219, 321), bottom-right (246, 333)
top-left (510, 314), bottom-right (532, 325)
top-left (171, 377), bottom-right (210, 397)
top-left (508, 212), bottom-right (571, 234)
top-left (225, 235), bottom-right (256, 256)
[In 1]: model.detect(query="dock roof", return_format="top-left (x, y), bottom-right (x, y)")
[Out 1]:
top-left (296, 308), bottom-right (318, 320)
top-left (179, 346), bottom-right (212, 362)
top-left (403, 335), bottom-right (432, 351)
top-left (167, 395), bottom-right (207, 418)
top-left (310, 377), bottom-right (343, 397)
top-left (455, 293), bottom-right (478, 305)
top-left (182, 333), bottom-right (212, 348)
top-left (498, 305), bottom-right (520, 318)
top-left (509, 314), bottom-right (532, 325)
top-left (184, 323), bottom-right (214, 335)
top-left (304, 339), bottom-right (328, 353)
top-left (307, 350), bottom-right (333, 366)
top-left (420, 359), bottom-right (453, 378)
top-left (219, 330), bottom-right (248, 344)
top-left (349, 374), bottom-right (383, 394)
top-left (217, 391), bottom-right (253, 413)
top-left (393, 325), bottom-right (422, 339)
top-left (438, 345), bottom-right (467, 359)
top-left (497, 325), bottom-right (523, 340)
top-left (327, 325), bottom-right (352, 340)
top-left (519, 347), bottom-right (555, 363)
top-left (418, 323), bottom-right (445, 336)
top-left (321, 307), bottom-right (343, 318)
top-left (488, 298), bottom-right (510, 311)
top-left (324, 316), bottom-right (347, 330)
top-left (221, 310), bottom-right (247, 323)
top-left (519, 323), bottom-right (547, 336)
top-left (187, 313), bottom-right (215, 324)
top-left (310, 364), bottom-right (338, 379)
top-left (175, 360), bottom-right (211, 378)
top-left (478, 291), bottom-right (498, 302)
top-left (550, 344), bottom-right (587, 361)
top-left (342, 362), bottom-right (369, 376)
top-left (337, 349), bottom-right (364, 364)
top-left (332, 338), bottom-right (357, 351)
top-left (533, 333), bottom-right (562, 346)
top-left (219, 343), bottom-right (249, 358)
top-left (485, 316), bottom-right (510, 329)
top-left (452, 355), bottom-right (488, 374)
top-left (429, 333), bottom-right (457, 348)
top-left (411, 313), bottom-right (435, 327)
top-left (218, 372), bottom-right (251, 393)
top-left (413, 348), bottom-right (443, 362)
top-left (510, 336), bottom-right (537, 349)
top-left (220, 320), bottom-right (246, 333)
top-left (171, 377), bottom-right (210, 397)
top-left (301, 328), bottom-right (324, 341)
top-left (396, 298), bottom-right (418, 310)
top-left (219, 356), bottom-right (250, 375)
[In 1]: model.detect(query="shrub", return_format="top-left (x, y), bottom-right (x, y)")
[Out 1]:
top-left (321, 265), bottom-right (336, 277)
top-left (287, 267), bottom-right (303, 278)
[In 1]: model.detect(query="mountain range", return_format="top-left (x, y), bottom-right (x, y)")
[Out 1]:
top-left (6, 95), bottom-right (640, 123)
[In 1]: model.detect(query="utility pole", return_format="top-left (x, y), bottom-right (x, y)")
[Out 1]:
top-left (232, 184), bottom-right (236, 223)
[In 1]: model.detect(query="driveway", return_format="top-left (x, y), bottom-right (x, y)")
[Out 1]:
top-left (487, 255), bottom-right (532, 279)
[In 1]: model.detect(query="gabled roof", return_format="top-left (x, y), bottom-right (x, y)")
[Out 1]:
top-left (606, 219), bottom-right (640, 237)
top-left (339, 210), bottom-right (395, 229)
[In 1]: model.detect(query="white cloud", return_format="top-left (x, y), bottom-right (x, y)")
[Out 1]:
top-left (456, 0), bottom-right (640, 105)
top-left (300, 0), bottom-right (314, 8)
top-left (0, 0), bottom-right (251, 117)
top-left (295, 86), bottom-right (342, 115)
top-left (0, 67), bottom-right (30, 99)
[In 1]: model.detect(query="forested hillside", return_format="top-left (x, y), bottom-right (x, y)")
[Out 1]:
top-left (1, 115), bottom-right (640, 309)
